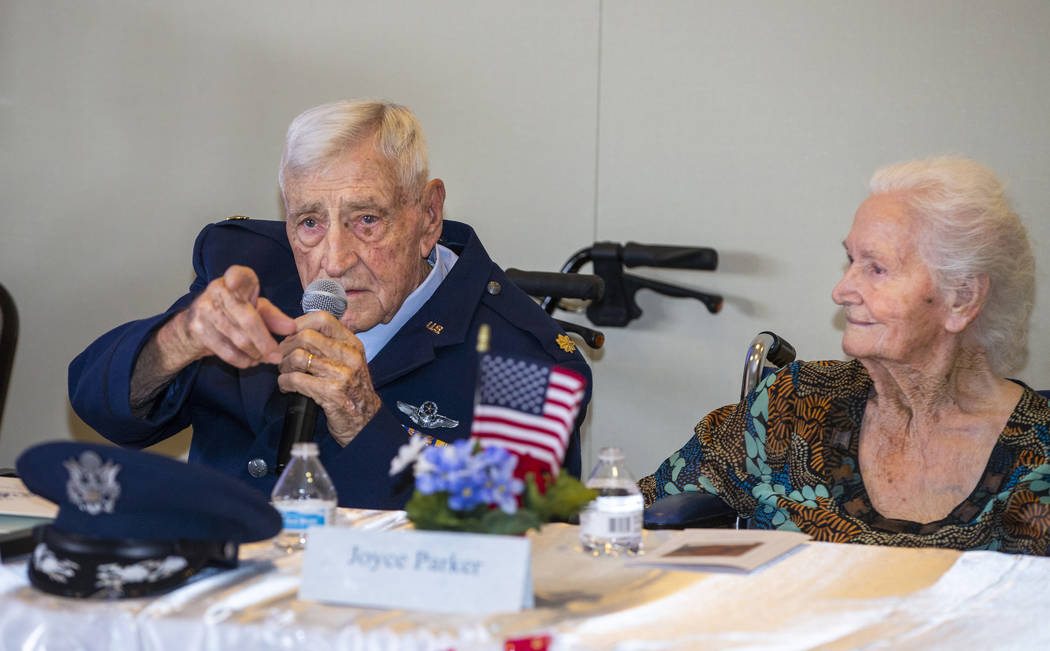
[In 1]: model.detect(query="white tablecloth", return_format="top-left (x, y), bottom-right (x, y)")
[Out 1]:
top-left (2, 512), bottom-right (1048, 650)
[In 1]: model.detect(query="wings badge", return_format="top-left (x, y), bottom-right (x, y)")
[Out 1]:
top-left (396, 400), bottom-right (459, 430)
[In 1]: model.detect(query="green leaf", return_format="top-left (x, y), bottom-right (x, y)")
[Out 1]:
top-left (405, 491), bottom-right (490, 532)
top-left (526, 472), bottom-right (599, 521)
top-left (478, 509), bottom-right (545, 536)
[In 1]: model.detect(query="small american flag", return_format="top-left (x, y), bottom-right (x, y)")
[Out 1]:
top-left (470, 353), bottom-right (587, 475)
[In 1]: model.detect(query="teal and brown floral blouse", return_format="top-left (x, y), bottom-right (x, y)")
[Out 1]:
top-left (639, 360), bottom-right (1050, 554)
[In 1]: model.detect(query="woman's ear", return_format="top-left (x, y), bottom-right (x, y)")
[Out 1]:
top-left (944, 274), bottom-right (989, 333)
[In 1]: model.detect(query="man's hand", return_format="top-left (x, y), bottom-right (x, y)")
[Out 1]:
top-left (129, 266), bottom-right (296, 413)
top-left (175, 266), bottom-right (296, 368)
top-left (277, 310), bottom-right (382, 447)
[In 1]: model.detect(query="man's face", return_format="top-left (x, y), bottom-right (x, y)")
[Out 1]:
top-left (283, 141), bottom-right (443, 333)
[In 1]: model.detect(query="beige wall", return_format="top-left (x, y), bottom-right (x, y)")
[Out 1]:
top-left (1, 1), bottom-right (1047, 478)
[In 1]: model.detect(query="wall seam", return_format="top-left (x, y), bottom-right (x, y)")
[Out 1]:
top-left (592, 0), bottom-right (603, 243)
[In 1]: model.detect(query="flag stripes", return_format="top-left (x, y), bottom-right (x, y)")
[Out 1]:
top-left (471, 353), bottom-right (586, 476)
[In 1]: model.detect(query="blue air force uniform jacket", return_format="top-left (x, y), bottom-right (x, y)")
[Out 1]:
top-left (68, 219), bottom-right (591, 508)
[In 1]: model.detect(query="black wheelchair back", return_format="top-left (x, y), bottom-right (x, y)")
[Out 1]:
top-left (504, 239), bottom-right (723, 351)
top-left (504, 243), bottom-right (794, 530)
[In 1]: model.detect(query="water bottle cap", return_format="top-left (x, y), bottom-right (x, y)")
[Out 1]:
top-left (290, 442), bottom-right (319, 456)
top-left (597, 447), bottom-right (625, 462)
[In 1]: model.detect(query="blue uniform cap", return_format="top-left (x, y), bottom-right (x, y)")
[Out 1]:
top-left (16, 441), bottom-right (282, 598)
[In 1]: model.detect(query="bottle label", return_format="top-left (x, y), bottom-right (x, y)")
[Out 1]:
top-left (594, 494), bottom-right (644, 512)
top-left (582, 511), bottom-right (643, 539)
top-left (275, 501), bottom-right (334, 532)
top-left (581, 495), bottom-right (643, 540)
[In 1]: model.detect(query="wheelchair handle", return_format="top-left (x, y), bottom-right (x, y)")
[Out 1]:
top-left (504, 269), bottom-right (605, 301)
top-left (622, 243), bottom-right (718, 271)
top-left (740, 331), bottom-right (796, 399)
top-left (765, 332), bottom-right (796, 368)
top-left (503, 269), bottom-right (606, 350)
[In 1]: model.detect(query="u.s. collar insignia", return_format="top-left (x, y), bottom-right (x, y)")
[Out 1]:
top-left (396, 400), bottom-right (459, 429)
top-left (556, 333), bottom-right (576, 353)
top-left (64, 451), bottom-right (121, 515)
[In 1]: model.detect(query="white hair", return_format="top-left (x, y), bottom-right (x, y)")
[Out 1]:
top-left (869, 157), bottom-right (1035, 375)
top-left (278, 99), bottom-right (428, 203)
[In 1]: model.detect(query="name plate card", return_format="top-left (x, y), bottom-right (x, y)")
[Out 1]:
top-left (299, 527), bottom-right (533, 614)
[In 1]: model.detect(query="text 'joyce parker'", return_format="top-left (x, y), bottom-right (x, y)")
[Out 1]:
top-left (347, 544), bottom-right (484, 575)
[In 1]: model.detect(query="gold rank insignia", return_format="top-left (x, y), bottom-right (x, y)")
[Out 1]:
top-left (225, 215), bottom-right (250, 220)
top-left (556, 333), bottom-right (576, 353)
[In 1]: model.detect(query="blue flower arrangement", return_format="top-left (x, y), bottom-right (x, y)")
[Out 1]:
top-left (394, 438), bottom-right (597, 535)
top-left (417, 440), bottom-right (524, 514)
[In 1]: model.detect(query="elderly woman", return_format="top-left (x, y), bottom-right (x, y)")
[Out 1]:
top-left (640, 157), bottom-right (1050, 554)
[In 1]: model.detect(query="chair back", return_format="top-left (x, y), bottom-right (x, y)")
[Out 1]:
top-left (0, 282), bottom-right (18, 430)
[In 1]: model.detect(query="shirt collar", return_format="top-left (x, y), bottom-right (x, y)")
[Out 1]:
top-left (355, 243), bottom-right (459, 361)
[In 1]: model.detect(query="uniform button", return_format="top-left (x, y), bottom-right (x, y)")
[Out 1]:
top-left (486, 281), bottom-right (502, 295)
top-left (247, 457), bottom-right (268, 478)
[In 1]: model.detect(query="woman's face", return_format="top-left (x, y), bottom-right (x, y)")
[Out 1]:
top-left (831, 193), bottom-right (952, 366)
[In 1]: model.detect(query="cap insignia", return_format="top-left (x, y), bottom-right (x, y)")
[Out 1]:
top-left (96, 556), bottom-right (189, 595)
top-left (64, 451), bottom-right (121, 515)
top-left (556, 333), bottom-right (576, 353)
top-left (32, 544), bottom-right (80, 584)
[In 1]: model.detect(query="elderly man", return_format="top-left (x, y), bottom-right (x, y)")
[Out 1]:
top-left (69, 100), bottom-right (590, 508)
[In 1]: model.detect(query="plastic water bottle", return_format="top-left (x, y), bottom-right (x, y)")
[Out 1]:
top-left (579, 447), bottom-right (644, 555)
top-left (271, 442), bottom-right (337, 551)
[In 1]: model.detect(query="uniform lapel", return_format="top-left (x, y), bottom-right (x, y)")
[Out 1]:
top-left (368, 222), bottom-right (490, 388)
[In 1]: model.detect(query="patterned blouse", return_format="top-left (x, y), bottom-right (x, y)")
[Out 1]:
top-left (639, 360), bottom-right (1050, 554)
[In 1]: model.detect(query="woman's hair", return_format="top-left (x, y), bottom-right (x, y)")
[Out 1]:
top-left (869, 157), bottom-right (1035, 374)
top-left (278, 99), bottom-right (428, 203)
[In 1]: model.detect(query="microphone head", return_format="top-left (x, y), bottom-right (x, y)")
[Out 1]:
top-left (301, 279), bottom-right (348, 319)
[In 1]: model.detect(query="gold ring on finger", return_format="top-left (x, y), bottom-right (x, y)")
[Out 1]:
top-left (305, 352), bottom-right (314, 374)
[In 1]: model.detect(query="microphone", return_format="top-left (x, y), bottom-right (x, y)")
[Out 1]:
top-left (275, 279), bottom-right (348, 474)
